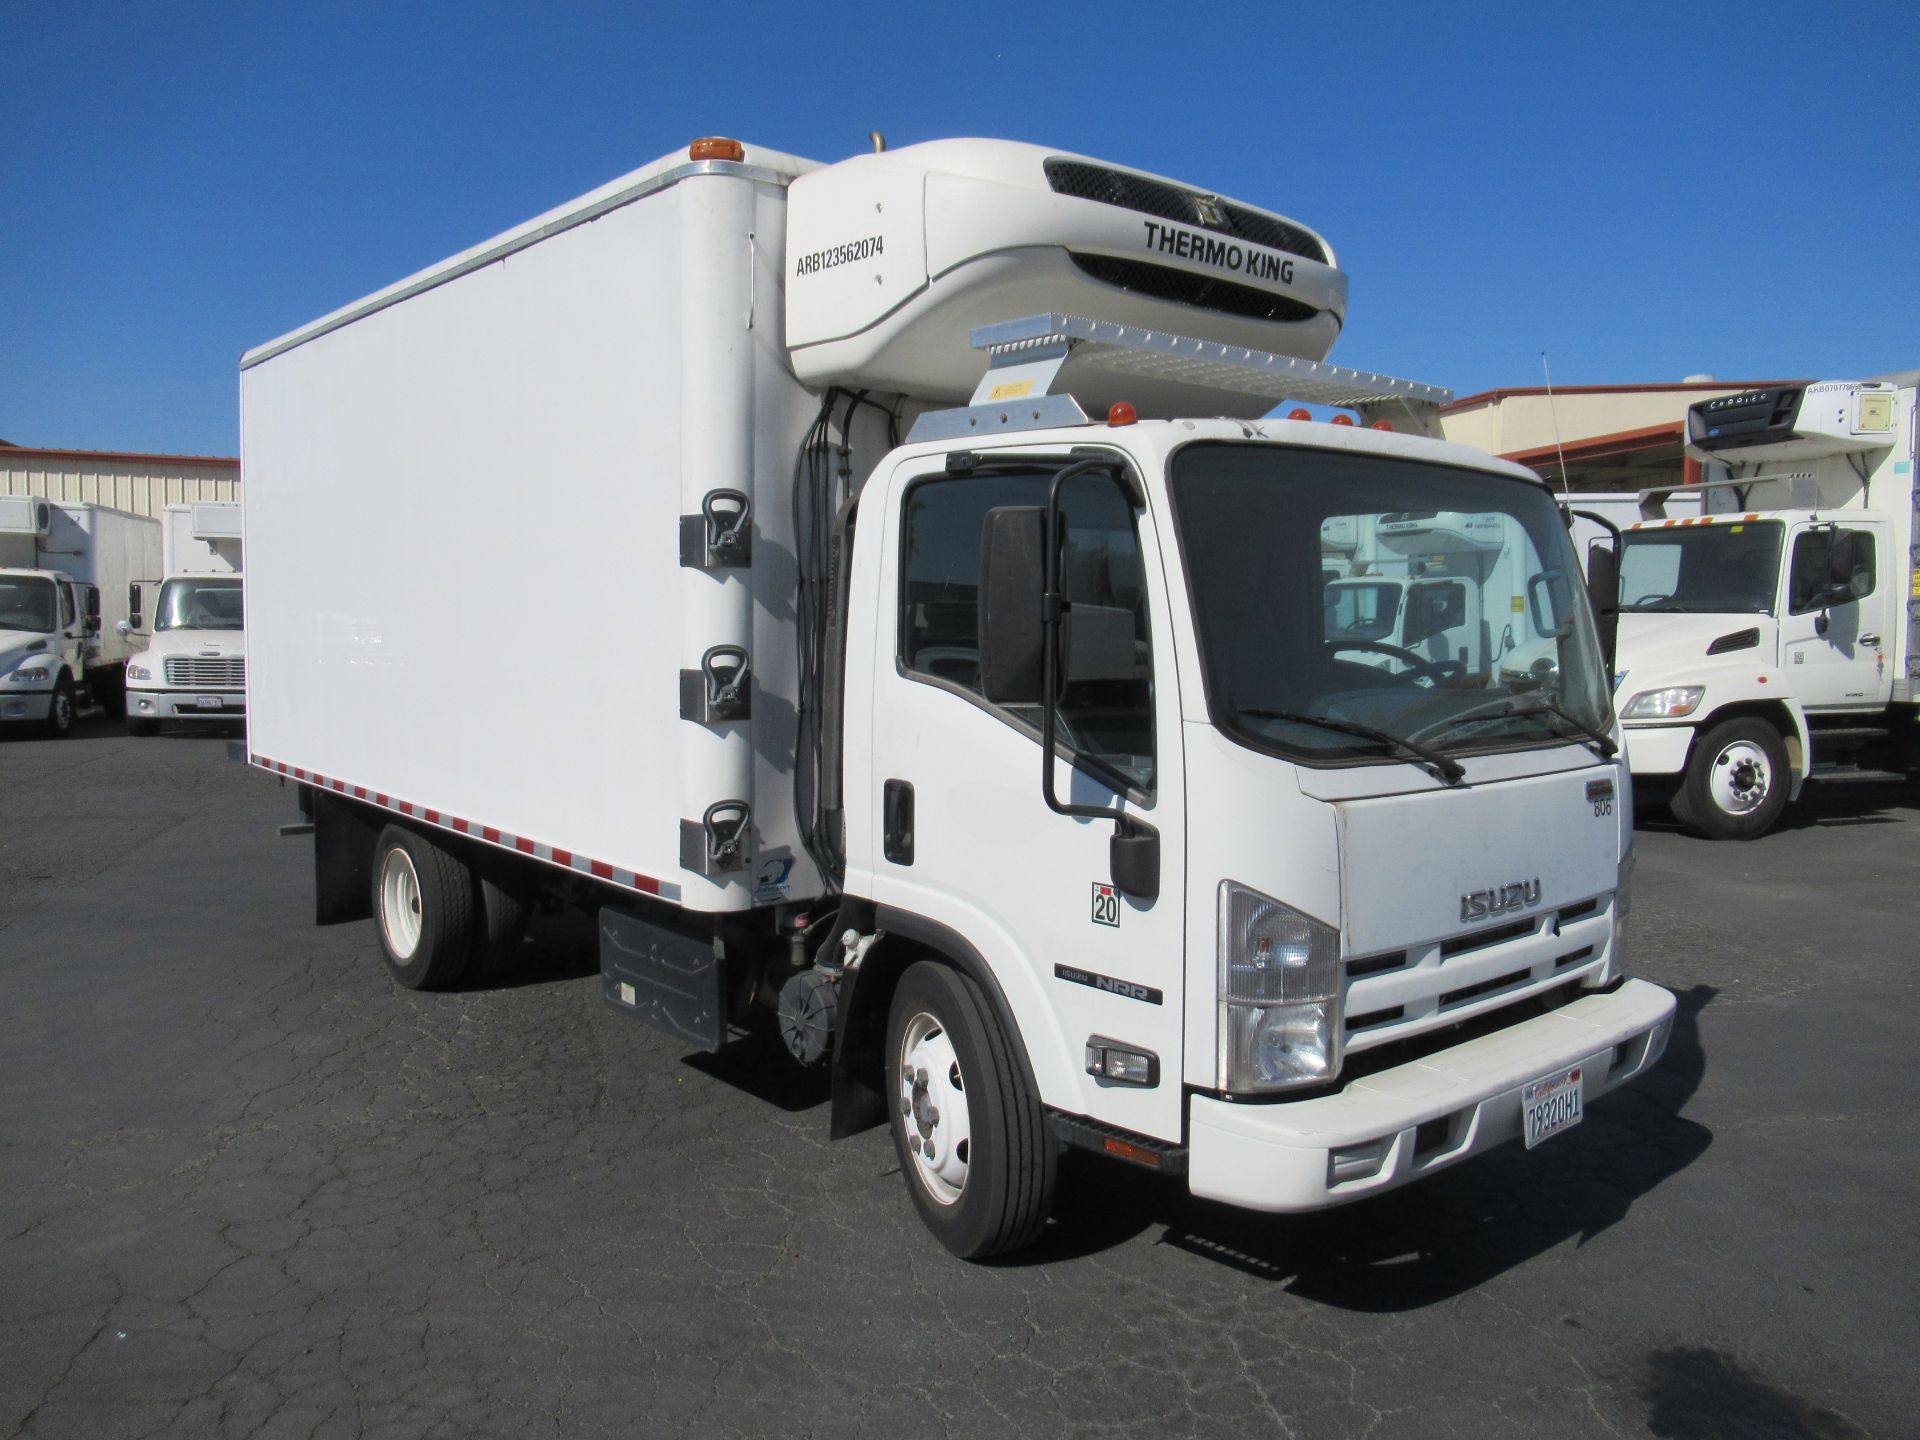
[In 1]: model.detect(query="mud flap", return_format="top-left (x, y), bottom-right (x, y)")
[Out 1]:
top-left (598, 906), bottom-right (726, 1053)
top-left (312, 788), bottom-right (378, 926)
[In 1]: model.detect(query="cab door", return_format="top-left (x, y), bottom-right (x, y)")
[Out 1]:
top-left (857, 457), bottom-right (1188, 1144)
top-left (1781, 520), bottom-right (1894, 710)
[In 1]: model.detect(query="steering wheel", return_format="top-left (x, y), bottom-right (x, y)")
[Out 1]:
top-left (1627, 592), bottom-right (1673, 607)
top-left (1328, 639), bottom-right (1468, 687)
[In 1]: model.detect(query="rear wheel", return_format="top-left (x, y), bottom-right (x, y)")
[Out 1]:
top-left (886, 961), bottom-right (1054, 1259)
top-left (370, 825), bottom-right (476, 989)
top-left (1672, 718), bottom-right (1789, 840)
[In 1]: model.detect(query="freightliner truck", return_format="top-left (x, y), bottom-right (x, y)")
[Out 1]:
top-left (1614, 377), bottom-right (1919, 838)
top-left (0, 497), bottom-right (160, 734)
top-left (242, 136), bottom-right (1675, 1257)
top-left (123, 501), bottom-right (247, 734)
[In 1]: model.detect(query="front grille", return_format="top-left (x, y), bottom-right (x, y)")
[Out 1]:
top-left (1340, 893), bottom-right (1614, 1057)
top-left (1068, 253), bottom-right (1322, 325)
top-left (1044, 159), bottom-right (1330, 264)
top-left (164, 656), bottom-right (245, 689)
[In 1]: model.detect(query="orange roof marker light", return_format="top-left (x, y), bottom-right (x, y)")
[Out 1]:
top-left (1331, 414), bottom-right (1356, 427)
top-left (1285, 408), bottom-right (1313, 421)
top-left (1107, 402), bottom-right (1138, 426)
top-left (689, 137), bottom-right (745, 162)
top-left (1371, 421), bottom-right (1394, 431)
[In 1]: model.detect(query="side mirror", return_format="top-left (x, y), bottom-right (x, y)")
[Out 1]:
top-left (1585, 543), bottom-right (1619, 671)
top-left (977, 505), bottom-right (1047, 704)
top-left (1110, 822), bottom-right (1159, 903)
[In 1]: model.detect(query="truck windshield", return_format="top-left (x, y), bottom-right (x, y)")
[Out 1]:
top-left (155, 577), bottom-right (244, 631)
top-left (0, 576), bottom-right (57, 633)
top-left (1616, 521), bottom-right (1782, 615)
top-left (1169, 442), bottom-right (1611, 765)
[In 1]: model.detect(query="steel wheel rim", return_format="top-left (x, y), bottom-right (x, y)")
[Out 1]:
top-left (378, 848), bottom-right (424, 960)
top-left (51, 690), bottom-right (71, 729)
top-left (1710, 740), bottom-right (1773, 815)
top-left (897, 1010), bottom-right (972, 1206)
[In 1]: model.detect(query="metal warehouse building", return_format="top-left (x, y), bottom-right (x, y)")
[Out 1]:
top-left (1, 442), bottom-right (239, 521)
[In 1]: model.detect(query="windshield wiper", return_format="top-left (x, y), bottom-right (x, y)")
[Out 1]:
top-left (1234, 707), bottom-right (1467, 785)
top-left (1410, 697), bottom-right (1618, 761)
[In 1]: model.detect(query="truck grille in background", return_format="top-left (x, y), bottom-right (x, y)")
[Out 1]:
top-left (1044, 159), bottom-right (1331, 265)
top-left (1068, 254), bottom-right (1322, 324)
top-left (164, 657), bottom-right (245, 689)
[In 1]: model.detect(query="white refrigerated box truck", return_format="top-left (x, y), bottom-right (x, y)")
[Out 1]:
top-left (1612, 377), bottom-right (1920, 837)
top-left (1, 497), bottom-right (160, 734)
top-left (242, 136), bottom-right (1674, 1257)
top-left (123, 501), bottom-right (246, 734)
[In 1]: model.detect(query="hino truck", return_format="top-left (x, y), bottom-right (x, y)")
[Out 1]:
top-left (1613, 378), bottom-right (1919, 838)
top-left (123, 501), bottom-right (246, 734)
top-left (242, 136), bottom-right (1674, 1257)
top-left (0, 497), bottom-right (160, 735)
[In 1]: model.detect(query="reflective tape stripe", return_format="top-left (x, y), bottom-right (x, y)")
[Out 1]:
top-left (247, 754), bottom-right (680, 902)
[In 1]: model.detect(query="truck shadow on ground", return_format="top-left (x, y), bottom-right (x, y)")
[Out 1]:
top-left (1637, 777), bottom-right (1918, 837)
top-left (1006, 985), bottom-right (1716, 1308)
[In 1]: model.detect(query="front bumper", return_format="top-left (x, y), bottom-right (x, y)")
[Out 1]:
top-left (1187, 978), bottom-right (1676, 1213)
top-left (128, 688), bottom-right (247, 721)
top-left (0, 689), bottom-right (54, 723)
top-left (1621, 723), bottom-right (1694, 777)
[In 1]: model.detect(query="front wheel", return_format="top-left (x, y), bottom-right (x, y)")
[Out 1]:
top-left (886, 962), bottom-right (1055, 1259)
top-left (43, 675), bottom-right (77, 737)
top-left (1671, 718), bottom-right (1789, 840)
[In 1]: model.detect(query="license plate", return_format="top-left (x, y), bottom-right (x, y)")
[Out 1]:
top-left (1521, 1065), bottom-right (1584, 1149)
top-left (195, 695), bottom-right (224, 710)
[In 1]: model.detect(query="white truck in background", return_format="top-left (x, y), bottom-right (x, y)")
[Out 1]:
top-left (1612, 377), bottom-right (1919, 837)
top-left (243, 135), bottom-right (1673, 1258)
top-left (0, 497), bottom-right (161, 735)
top-left (122, 501), bottom-right (246, 735)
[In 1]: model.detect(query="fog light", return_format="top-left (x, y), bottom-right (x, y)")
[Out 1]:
top-left (138, 698), bottom-right (155, 713)
top-left (1329, 1140), bottom-right (1386, 1183)
top-left (1085, 1037), bottom-right (1158, 1087)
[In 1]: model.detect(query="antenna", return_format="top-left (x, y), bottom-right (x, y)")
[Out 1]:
top-left (1540, 351), bottom-right (1572, 505)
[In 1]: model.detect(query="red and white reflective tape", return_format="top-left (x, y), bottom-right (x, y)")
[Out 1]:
top-left (251, 753), bottom-right (680, 903)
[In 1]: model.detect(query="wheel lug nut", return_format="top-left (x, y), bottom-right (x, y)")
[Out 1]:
top-left (929, 1107), bottom-right (939, 1125)
top-left (916, 1067), bottom-right (928, 1086)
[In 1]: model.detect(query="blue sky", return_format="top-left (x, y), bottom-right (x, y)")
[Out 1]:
top-left (3, 1), bottom-right (1916, 457)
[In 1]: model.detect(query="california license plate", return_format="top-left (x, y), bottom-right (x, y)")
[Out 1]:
top-left (195, 695), bottom-right (223, 710)
top-left (1521, 1065), bottom-right (1584, 1149)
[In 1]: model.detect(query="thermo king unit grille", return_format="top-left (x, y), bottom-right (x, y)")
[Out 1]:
top-left (1043, 159), bottom-right (1331, 265)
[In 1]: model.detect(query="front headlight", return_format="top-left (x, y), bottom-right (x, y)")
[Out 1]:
top-left (9, 666), bottom-right (50, 684)
top-left (1621, 685), bottom-right (1704, 720)
top-left (1218, 882), bottom-right (1342, 1092)
top-left (127, 664), bottom-right (152, 681)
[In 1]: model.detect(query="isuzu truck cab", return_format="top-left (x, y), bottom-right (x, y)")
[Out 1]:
top-left (242, 136), bottom-right (1674, 1257)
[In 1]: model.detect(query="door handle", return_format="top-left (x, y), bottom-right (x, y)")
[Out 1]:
top-left (1860, 633), bottom-right (1881, 646)
top-left (883, 780), bottom-right (914, 866)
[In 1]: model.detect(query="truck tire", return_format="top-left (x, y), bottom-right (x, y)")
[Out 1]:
top-left (126, 717), bottom-right (161, 737)
top-left (886, 961), bottom-right (1055, 1259)
top-left (370, 825), bottom-right (476, 990)
top-left (1672, 718), bottom-right (1789, 840)
top-left (43, 675), bottom-right (77, 737)
top-left (470, 875), bottom-right (530, 975)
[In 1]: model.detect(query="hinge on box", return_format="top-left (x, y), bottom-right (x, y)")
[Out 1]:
top-left (681, 800), bottom-right (751, 877)
top-left (680, 489), bottom-right (753, 569)
top-left (679, 644), bottom-right (751, 723)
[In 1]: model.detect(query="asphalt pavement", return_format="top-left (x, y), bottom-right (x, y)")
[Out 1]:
top-left (2, 716), bottom-right (1915, 1438)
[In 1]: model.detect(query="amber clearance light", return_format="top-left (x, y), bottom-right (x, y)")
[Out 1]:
top-left (689, 137), bottom-right (745, 162)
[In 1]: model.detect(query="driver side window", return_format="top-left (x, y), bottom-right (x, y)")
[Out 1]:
top-left (58, 582), bottom-right (76, 629)
top-left (1789, 529), bottom-right (1875, 615)
top-left (900, 470), bottom-right (1155, 793)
